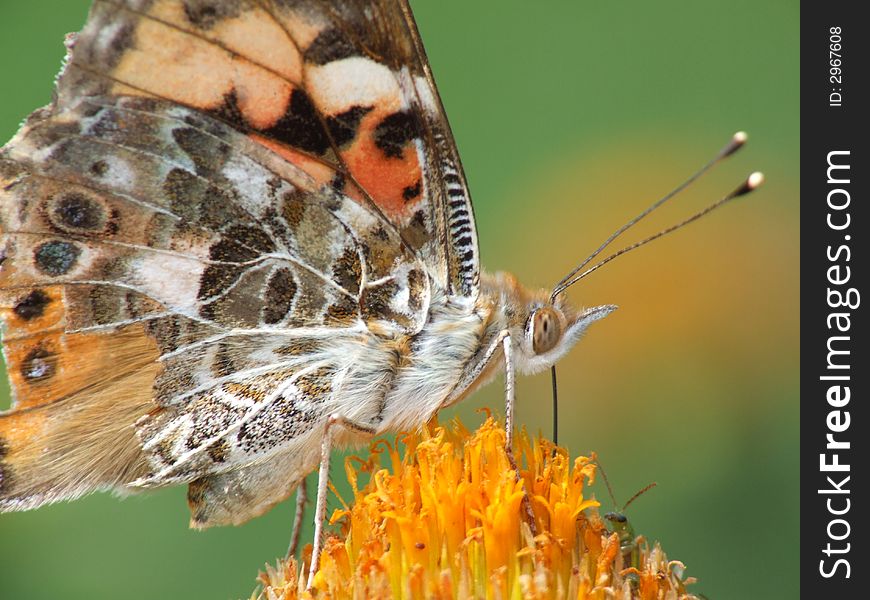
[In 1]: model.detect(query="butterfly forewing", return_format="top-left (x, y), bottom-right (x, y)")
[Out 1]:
top-left (0, 0), bottom-right (479, 524)
top-left (57, 0), bottom-right (479, 297)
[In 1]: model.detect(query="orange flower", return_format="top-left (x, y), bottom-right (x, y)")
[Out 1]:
top-left (253, 417), bottom-right (699, 599)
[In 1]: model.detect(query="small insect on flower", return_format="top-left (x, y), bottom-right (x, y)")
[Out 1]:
top-left (593, 460), bottom-right (659, 569)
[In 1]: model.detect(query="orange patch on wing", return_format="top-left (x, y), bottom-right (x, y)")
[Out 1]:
top-left (342, 109), bottom-right (423, 220)
top-left (212, 11), bottom-right (302, 83)
top-left (231, 65), bottom-right (294, 130)
top-left (0, 286), bottom-right (65, 341)
top-left (147, 0), bottom-right (303, 83)
top-left (2, 325), bottom-right (160, 411)
top-left (0, 406), bottom-right (49, 452)
top-left (110, 11), bottom-right (293, 129)
top-left (249, 133), bottom-right (334, 187)
top-left (112, 18), bottom-right (230, 105)
top-left (273, 9), bottom-right (326, 50)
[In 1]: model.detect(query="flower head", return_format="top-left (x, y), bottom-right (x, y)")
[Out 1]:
top-left (254, 416), bottom-right (699, 599)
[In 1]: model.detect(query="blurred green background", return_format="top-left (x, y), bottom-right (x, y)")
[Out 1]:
top-left (0, 1), bottom-right (798, 598)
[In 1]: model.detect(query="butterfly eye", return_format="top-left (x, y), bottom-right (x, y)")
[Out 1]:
top-left (531, 307), bottom-right (562, 354)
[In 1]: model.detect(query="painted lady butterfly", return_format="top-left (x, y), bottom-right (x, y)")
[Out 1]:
top-left (0, 0), bottom-right (760, 581)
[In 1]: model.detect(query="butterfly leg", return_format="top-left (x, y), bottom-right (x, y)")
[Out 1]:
top-left (307, 413), bottom-right (376, 589)
top-left (502, 334), bottom-right (516, 452)
top-left (460, 331), bottom-right (538, 535)
top-left (501, 333), bottom-right (538, 537)
top-left (286, 476), bottom-right (307, 559)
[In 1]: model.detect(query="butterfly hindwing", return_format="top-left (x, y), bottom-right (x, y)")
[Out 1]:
top-left (1, 97), bottom-right (423, 512)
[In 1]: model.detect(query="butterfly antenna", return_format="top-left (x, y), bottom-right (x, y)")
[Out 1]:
top-left (622, 481), bottom-right (657, 512)
top-left (550, 131), bottom-right (752, 302)
top-left (552, 170), bottom-right (764, 295)
top-left (550, 365), bottom-right (559, 447)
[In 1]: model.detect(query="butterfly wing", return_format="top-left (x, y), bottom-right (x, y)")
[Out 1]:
top-left (0, 95), bottom-right (423, 519)
top-left (59, 0), bottom-right (480, 299)
top-left (0, 0), bottom-right (478, 523)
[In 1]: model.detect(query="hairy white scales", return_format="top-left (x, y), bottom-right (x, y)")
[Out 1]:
top-left (378, 293), bottom-right (487, 432)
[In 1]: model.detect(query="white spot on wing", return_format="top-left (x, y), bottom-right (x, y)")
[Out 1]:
top-left (306, 57), bottom-right (405, 115)
top-left (94, 20), bottom-right (126, 54)
top-left (222, 155), bottom-right (275, 215)
top-left (131, 252), bottom-right (205, 314)
top-left (391, 285), bottom-right (410, 315)
top-left (99, 155), bottom-right (136, 192)
top-left (412, 74), bottom-right (440, 116)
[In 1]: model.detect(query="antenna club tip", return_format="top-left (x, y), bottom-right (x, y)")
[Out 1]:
top-left (748, 171), bottom-right (765, 189)
top-left (734, 171), bottom-right (765, 197)
top-left (723, 131), bottom-right (749, 157)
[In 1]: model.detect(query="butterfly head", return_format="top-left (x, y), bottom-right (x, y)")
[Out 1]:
top-left (517, 300), bottom-right (616, 375)
top-left (485, 272), bottom-right (616, 375)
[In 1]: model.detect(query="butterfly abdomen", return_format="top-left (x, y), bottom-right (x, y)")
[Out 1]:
top-left (378, 296), bottom-right (493, 431)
